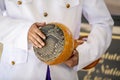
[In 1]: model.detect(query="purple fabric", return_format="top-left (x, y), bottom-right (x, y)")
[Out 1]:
top-left (46, 66), bottom-right (51, 80)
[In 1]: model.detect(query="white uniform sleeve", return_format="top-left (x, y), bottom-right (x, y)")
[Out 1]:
top-left (0, 5), bottom-right (33, 54)
top-left (74, 0), bottom-right (114, 70)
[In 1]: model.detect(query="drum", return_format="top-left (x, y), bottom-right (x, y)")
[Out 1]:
top-left (33, 22), bottom-right (100, 69)
top-left (33, 22), bottom-right (79, 65)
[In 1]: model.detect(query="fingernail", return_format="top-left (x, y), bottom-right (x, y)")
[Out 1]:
top-left (39, 45), bottom-right (42, 48)
top-left (43, 36), bottom-right (46, 40)
top-left (42, 42), bottom-right (45, 46)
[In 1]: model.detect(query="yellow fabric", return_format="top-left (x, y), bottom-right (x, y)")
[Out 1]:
top-left (0, 43), bottom-right (3, 59)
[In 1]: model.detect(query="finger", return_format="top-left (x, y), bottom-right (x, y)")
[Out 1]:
top-left (68, 56), bottom-right (78, 67)
top-left (72, 50), bottom-right (79, 64)
top-left (29, 35), bottom-right (42, 48)
top-left (34, 27), bottom-right (46, 40)
top-left (65, 50), bottom-right (78, 67)
top-left (31, 32), bottom-right (45, 46)
top-left (76, 40), bottom-right (84, 45)
top-left (72, 50), bottom-right (78, 55)
top-left (65, 57), bottom-right (75, 67)
top-left (30, 24), bottom-right (46, 39)
top-left (64, 59), bottom-right (74, 68)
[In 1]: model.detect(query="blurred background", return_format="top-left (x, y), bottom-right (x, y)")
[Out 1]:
top-left (78, 0), bottom-right (120, 80)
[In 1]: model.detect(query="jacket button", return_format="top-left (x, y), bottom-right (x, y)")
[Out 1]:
top-left (66, 3), bottom-right (70, 8)
top-left (17, 1), bottom-right (22, 5)
top-left (44, 12), bottom-right (48, 17)
top-left (11, 61), bottom-right (15, 65)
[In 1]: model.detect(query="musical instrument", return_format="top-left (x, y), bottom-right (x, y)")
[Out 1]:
top-left (33, 22), bottom-right (100, 69)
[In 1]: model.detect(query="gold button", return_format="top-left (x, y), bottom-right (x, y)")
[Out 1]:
top-left (66, 3), bottom-right (70, 8)
top-left (44, 12), bottom-right (48, 17)
top-left (17, 1), bottom-right (22, 5)
top-left (11, 61), bottom-right (15, 65)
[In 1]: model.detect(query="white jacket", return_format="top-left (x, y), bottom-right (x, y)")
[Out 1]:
top-left (0, 0), bottom-right (113, 80)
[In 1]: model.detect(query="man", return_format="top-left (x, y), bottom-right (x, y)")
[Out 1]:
top-left (0, 0), bottom-right (113, 80)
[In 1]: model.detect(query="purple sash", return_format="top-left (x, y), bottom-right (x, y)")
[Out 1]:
top-left (46, 66), bottom-right (51, 80)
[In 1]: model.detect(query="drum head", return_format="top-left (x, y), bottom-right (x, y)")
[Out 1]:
top-left (33, 24), bottom-right (65, 63)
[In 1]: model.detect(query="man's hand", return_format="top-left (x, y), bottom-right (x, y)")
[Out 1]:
top-left (64, 49), bottom-right (79, 68)
top-left (28, 22), bottom-right (46, 48)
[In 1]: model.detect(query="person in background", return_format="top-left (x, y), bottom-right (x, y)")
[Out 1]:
top-left (0, 0), bottom-right (113, 80)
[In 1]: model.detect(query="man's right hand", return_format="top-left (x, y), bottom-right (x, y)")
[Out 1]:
top-left (28, 22), bottom-right (46, 48)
